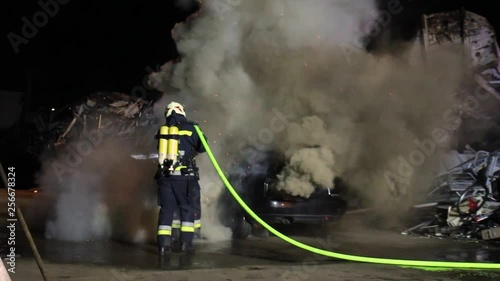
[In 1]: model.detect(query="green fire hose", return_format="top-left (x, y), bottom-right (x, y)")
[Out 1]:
top-left (194, 125), bottom-right (500, 270)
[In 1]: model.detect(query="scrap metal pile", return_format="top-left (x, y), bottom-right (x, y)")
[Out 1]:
top-left (404, 148), bottom-right (500, 241)
top-left (402, 10), bottom-right (500, 242)
top-left (53, 92), bottom-right (157, 149)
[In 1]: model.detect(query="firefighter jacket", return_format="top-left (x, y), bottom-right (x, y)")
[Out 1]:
top-left (157, 113), bottom-right (206, 180)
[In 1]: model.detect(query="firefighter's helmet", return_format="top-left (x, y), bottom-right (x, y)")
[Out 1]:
top-left (166, 101), bottom-right (186, 118)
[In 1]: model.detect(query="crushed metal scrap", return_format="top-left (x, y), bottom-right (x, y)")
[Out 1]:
top-left (404, 148), bottom-right (500, 241)
top-left (403, 10), bottom-right (500, 242)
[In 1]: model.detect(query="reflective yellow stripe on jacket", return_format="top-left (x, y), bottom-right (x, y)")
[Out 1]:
top-left (178, 130), bottom-right (193, 136)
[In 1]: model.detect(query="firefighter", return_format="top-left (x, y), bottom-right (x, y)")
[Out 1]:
top-left (156, 101), bottom-right (206, 256)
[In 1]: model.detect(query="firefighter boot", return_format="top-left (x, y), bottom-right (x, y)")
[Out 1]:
top-left (159, 246), bottom-right (172, 257)
top-left (158, 235), bottom-right (172, 257)
top-left (180, 242), bottom-right (194, 252)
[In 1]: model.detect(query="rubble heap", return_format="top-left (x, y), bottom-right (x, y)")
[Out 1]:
top-left (54, 92), bottom-right (157, 148)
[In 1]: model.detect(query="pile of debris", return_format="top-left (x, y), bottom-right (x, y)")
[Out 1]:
top-left (403, 148), bottom-right (500, 241)
top-left (401, 10), bottom-right (500, 242)
top-left (53, 92), bottom-right (157, 148)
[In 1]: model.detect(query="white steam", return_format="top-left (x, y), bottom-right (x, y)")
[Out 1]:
top-left (38, 131), bottom-right (159, 243)
top-left (45, 172), bottom-right (111, 241)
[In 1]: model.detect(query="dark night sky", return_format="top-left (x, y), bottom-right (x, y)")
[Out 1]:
top-left (0, 0), bottom-right (197, 110)
top-left (0, 0), bottom-right (499, 110)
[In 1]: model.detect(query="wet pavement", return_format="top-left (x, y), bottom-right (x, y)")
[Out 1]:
top-left (3, 221), bottom-right (500, 272)
top-left (3, 218), bottom-right (500, 281)
top-left (34, 239), bottom-right (293, 271)
top-left (0, 201), bottom-right (499, 281)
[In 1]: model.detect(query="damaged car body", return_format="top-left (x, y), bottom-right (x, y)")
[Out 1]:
top-left (218, 149), bottom-right (348, 239)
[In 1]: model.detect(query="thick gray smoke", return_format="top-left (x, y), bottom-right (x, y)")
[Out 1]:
top-left (149, 0), bottom-right (471, 209)
top-left (34, 0), bottom-right (474, 243)
top-left (276, 117), bottom-right (339, 198)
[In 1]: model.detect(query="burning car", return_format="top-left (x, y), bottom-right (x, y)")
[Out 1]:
top-left (217, 149), bottom-right (348, 239)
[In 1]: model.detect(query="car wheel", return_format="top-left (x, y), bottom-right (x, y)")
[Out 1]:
top-left (232, 214), bottom-right (252, 240)
top-left (252, 225), bottom-right (270, 238)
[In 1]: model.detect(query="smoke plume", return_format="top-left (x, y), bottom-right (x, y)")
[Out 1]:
top-left (276, 117), bottom-right (339, 198)
top-left (149, 0), bottom-right (470, 209)
top-left (33, 0), bottom-right (475, 243)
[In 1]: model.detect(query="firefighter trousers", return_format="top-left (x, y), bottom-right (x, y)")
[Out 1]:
top-left (157, 176), bottom-right (200, 247)
top-left (172, 187), bottom-right (201, 232)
